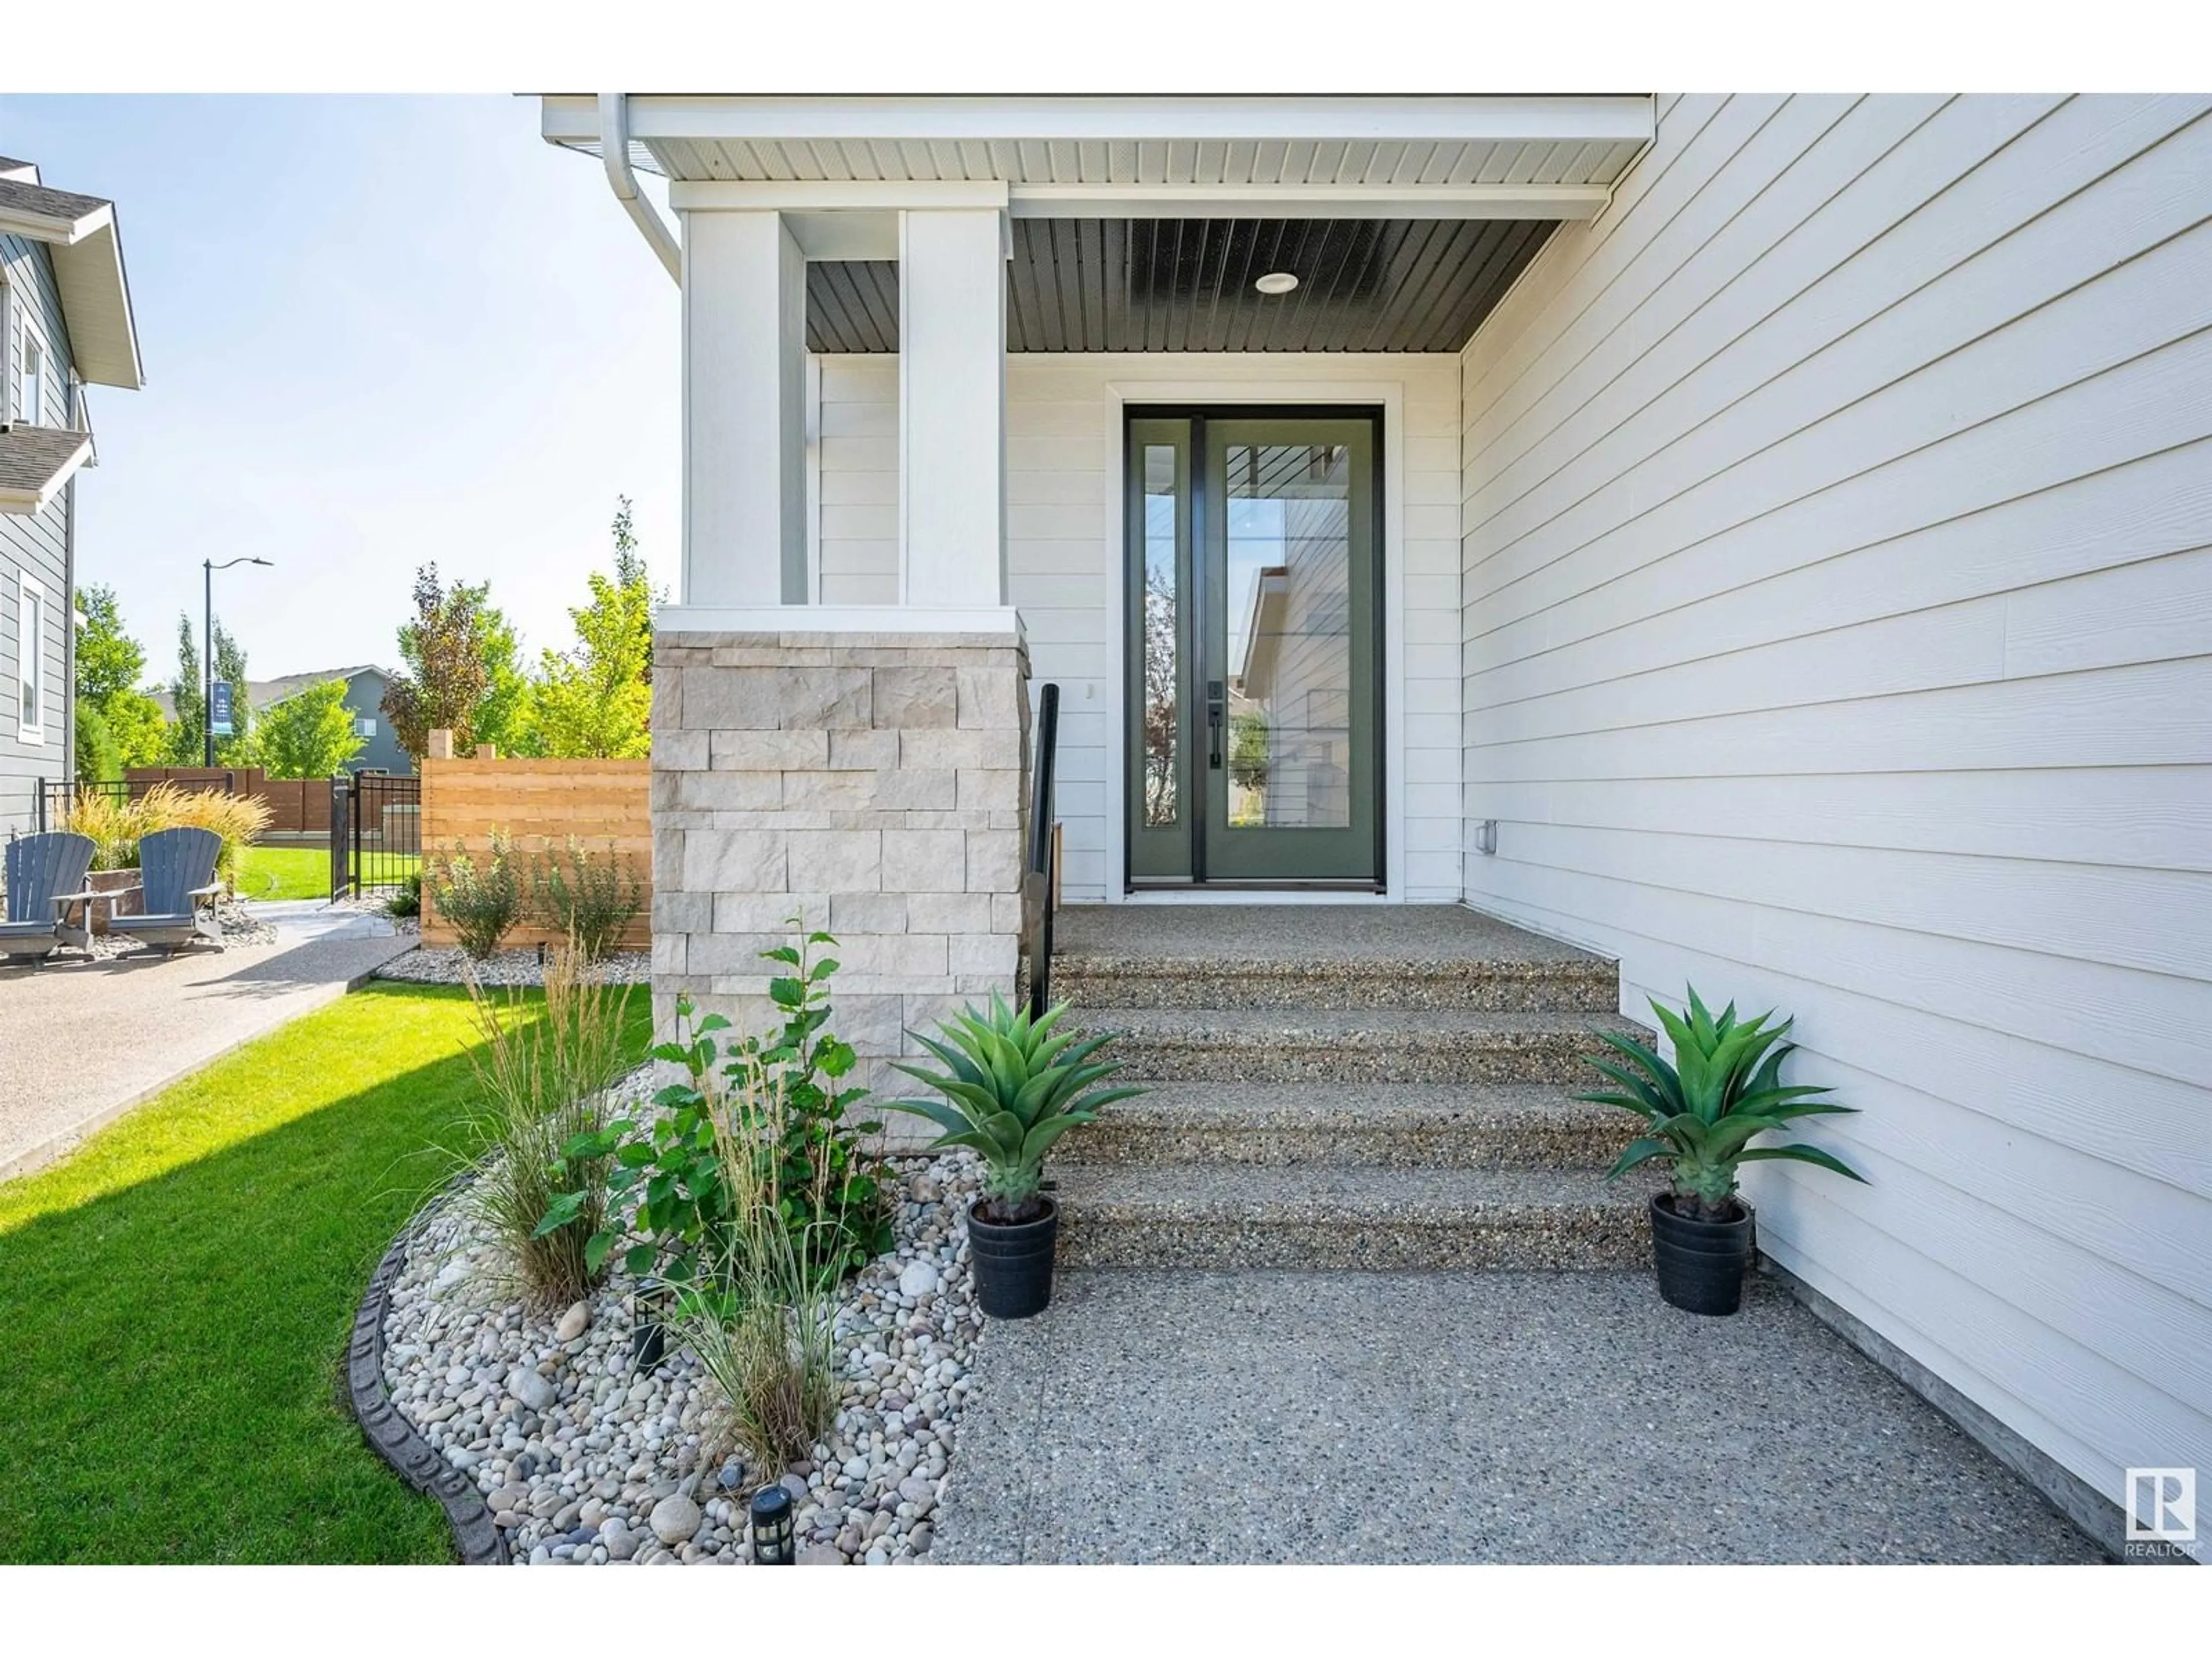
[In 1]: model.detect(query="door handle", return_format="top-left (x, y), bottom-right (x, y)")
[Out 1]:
top-left (1207, 680), bottom-right (1225, 770)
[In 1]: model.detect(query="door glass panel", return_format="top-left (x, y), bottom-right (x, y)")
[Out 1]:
top-left (1222, 442), bottom-right (1353, 830)
top-left (1140, 444), bottom-right (1180, 828)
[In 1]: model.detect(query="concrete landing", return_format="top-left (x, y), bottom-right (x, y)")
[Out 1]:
top-left (934, 1268), bottom-right (2104, 1565)
top-left (1054, 903), bottom-right (1604, 967)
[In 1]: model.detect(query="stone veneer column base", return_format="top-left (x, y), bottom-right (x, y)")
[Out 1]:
top-left (650, 629), bottom-right (1030, 1103)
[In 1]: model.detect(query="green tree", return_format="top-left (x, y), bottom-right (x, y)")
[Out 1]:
top-left (257, 679), bottom-right (365, 779)
top-left (531, 500), bottom-right (656, 759)
top-left (75, 700), bottom-right (123, 783)
top-left (164, 616), bottom-right (204, 765)
top-left (472, 596), bottom-right (534, 757)
top-left (164, 615), bottom-right (254, 767)
top-left (72, 585), bottom-right (170, 767)
top-left (400, 581), bottom-right (532, 756)
top-left (383, 565), bottom-right (491, 760)
top-left (75, 585), bottom-right (146, 705)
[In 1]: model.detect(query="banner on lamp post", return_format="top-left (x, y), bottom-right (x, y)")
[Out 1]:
top-left (210, 680), bottom-right (235, 739)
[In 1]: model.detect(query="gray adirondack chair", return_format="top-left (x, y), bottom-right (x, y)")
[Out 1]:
top-left (2, 831), bottom-right (98, 963)
top-left (108, 826), bottom-right (226, 953)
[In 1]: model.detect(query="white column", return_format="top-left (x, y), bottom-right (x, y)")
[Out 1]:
top-left (898, 207), bottom-right (1007, 610)
top-left (681, 209), bottom-right (807, 605)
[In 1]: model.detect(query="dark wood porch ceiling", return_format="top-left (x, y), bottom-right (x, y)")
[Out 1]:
top-left (806, 217), bottom-right (1558, 354)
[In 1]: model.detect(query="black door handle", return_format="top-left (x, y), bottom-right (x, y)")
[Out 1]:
top-left (1207, 680), bottom-right (1225, 769)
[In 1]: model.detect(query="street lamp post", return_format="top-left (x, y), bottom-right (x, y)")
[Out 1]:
top-left (203, 556), bottom-right (272, 767)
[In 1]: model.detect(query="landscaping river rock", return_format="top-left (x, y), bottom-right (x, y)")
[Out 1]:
top-left (380, 1152), bottom-right (983, 1566)
top-left (374, 945), bottom-right (650, 987)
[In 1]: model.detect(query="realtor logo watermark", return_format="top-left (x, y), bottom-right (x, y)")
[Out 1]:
top-left (2123, 1468), bottom-right (2198, 1561)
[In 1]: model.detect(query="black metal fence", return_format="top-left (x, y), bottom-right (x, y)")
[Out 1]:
top-left (331, 771), bottom-right (421, 898)
top-left (32, 772), bottom-right (237, 833)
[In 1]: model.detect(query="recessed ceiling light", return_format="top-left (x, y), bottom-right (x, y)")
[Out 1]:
top-left (1253, 271), bottom-right (1299, 296)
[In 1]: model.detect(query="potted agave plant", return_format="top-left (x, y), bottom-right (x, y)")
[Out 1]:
top-left (1581, 987), bottom-right (1865, 1316)
top-left (884, 994), bottom-right (1141, 1320)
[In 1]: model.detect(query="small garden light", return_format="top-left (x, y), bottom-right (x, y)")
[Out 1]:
top-left (749, 1483), bottom-right (795, 1564)
top-left (630, 1279), bottom-right (670, 1372)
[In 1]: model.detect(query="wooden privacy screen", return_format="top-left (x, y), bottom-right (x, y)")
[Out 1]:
top-left (418, 756), bottom-right (652, 950)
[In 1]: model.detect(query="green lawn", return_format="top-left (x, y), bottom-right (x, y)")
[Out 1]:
top-left (233, 845), bottom-right (422, 903)
top-left (235, 844), bottom-right (332, 901)
top-left (0, 982), bottom-right (650, 1563)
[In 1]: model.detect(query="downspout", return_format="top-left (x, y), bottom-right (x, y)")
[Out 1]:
top-left (599, 93), bottom-right (681, 284)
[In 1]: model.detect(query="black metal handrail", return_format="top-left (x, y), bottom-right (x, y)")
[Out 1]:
top-left (1025, 682), bottom-right (1061, 1019)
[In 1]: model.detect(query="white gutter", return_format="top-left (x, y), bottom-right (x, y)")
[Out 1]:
top-left (598, 92), bottom-right (681, 284)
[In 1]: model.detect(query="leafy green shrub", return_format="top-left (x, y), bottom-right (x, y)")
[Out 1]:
top-left (544, 922), bottom-right (891, 1286)
top-left (885, 995), bottom-right (1139, 1225)
top-left (429, 831), bottom-right (521, 959)
top-left (449, 948), bottom-right (636, 1305)
top-left (1578, 986), bottom-right (1866, 1222)
top-left (530, 837), bottom-right (643, 961)
top-left (386, 870), bottom-right (422, 919)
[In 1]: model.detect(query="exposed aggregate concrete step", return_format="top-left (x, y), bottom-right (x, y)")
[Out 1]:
top-left (1078, 1006), bottom-right (1646, 1087)
top-left (1074, 1081), bottom-right (1636, 1169)
top-left (1052, 1164), bottom-right (1659, 1271)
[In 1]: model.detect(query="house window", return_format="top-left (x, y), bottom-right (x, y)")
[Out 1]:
top-left (20, 337), bottom-right (44, 427)
top-left (355, 715), bottom-right (377, 738)
top-left (17, 571), bottom-right (45, 742)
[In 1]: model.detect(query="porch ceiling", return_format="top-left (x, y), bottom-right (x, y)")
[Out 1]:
top-left (808, 216), bottom-right (1556, 354)
top-left (540, 94), bottom-right (1656, 193)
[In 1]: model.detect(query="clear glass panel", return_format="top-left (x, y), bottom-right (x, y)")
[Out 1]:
top-left (1140, 444), bottom-right (1179, 828)
top-left (1222, 442), bottom-right (1353, 830)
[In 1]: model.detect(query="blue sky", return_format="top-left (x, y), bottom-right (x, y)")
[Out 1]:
top-left (2, 94), bottom-right (678, 687)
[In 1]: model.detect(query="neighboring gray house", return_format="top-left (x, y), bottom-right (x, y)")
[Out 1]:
top-left (0, 156), bottom-right (143, 836)
top-left (251, 665), bottom-right (411, 775)
top-left (149, 663), bottom-right (414, 776)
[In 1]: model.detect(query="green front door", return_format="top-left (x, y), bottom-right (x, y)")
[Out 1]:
top-left (1126, 410), bottom-right (1383, 888)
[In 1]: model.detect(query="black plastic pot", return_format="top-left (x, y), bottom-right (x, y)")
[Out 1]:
top-left (967, 1196), bottom-right (1059, 1320)
top-left (1649, 1193), bottom-right (1755, 1316)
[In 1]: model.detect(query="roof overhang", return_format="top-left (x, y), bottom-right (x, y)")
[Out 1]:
top-left (541, 93), bottom-right (1654, 219)
top-left (0, 425), bottom-right (95, 515)
top-left (0, 178), bottom-right (144, 390)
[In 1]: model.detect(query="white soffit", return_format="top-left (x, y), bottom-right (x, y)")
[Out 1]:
top-left (540, 94), bottom-right (1654, 199)
top-left (0, 180), bottom-right (143, 390)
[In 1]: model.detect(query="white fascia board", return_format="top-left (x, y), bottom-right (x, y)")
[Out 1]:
top-left (657, 604), bottom-right (1024, 639)
top-left (668, 180), bottom-right (1010, 211)
top-left (0, 198), bottom-right (112, 247)
top-left (0, 431), bottom-right (94, 516)
top-left (1007, 183), bottom-right (1615, 219)
top-left (546, 93), bottom-right (1654, 147)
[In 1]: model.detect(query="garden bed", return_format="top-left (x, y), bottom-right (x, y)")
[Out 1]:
top-left (379, 1147), bottom-right (983, 1565)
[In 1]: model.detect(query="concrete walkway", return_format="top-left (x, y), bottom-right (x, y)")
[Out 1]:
top-left (0, 902), bottom-right (415, 1181)
top-left (935, 1268), bottom-right (2105, 1565)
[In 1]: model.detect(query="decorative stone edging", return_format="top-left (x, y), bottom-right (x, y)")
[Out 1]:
top-left (347, 1217), bottom-right (512, 1565)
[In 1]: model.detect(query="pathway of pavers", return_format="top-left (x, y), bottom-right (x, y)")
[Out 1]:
top-left (0, 902), bottom-right (415, 1181)
top-left (935, 1268), bottom-right (2106, 1564)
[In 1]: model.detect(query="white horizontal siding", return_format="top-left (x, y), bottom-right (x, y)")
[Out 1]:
top-left (1461, 92), bottom-right (2212, 1517)
top-left (815, 353), bottom-right (1463, 903)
